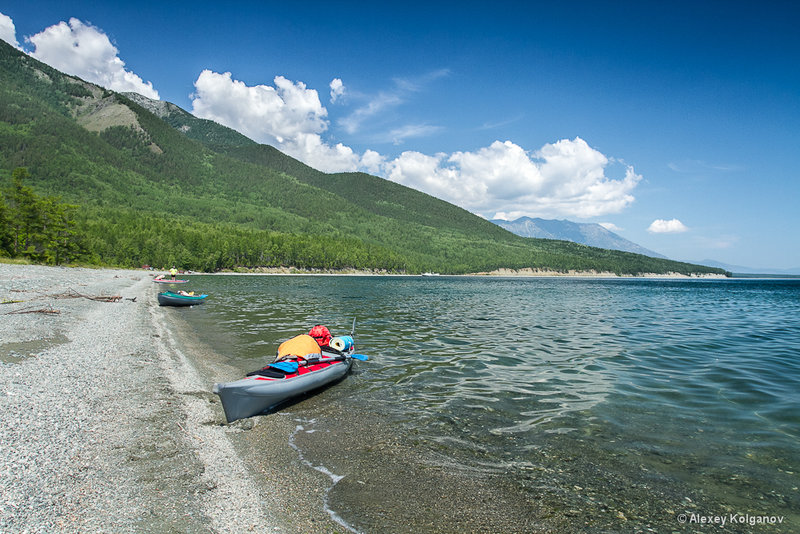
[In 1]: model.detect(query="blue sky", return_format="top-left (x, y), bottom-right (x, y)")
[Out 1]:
top-left (2, 1), bottom-right (799, 270)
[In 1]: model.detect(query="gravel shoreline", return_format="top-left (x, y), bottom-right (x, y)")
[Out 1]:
top-left (0, 264), bottom-right (279, 533)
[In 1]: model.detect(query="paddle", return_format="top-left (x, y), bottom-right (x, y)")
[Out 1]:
top-left (254, 319), bottom-right (368, 376)
top-left (264, 353), bottom-right (368, 374)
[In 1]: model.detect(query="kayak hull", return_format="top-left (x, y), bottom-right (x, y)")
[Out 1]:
top-left (213, 356), bottom-right (352, 423)
top-left (154, 279), bottom-right (189, 284)
top-left (157, 291), bottom-right (208, 306)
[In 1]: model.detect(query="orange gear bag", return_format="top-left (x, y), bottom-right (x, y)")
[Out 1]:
top-left (275, 334), bottom-right (322, 362)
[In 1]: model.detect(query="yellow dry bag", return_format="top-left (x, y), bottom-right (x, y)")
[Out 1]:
top-left (275, 334), bottom-right (322, 362)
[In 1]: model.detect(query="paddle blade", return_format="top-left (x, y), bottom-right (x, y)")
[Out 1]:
top-left (351, 353), bottom-right (369, 361)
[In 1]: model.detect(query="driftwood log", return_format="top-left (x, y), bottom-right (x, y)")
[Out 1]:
top-left (4, 305), bottom-right (60, 315)
top-left (1, 287), bottom-right (130, 314)
top-left (50, 288), bottom-right (123, 302)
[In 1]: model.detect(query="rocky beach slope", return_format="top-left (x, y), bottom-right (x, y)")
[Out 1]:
top-left (0, 264), bottom-right (279, 533)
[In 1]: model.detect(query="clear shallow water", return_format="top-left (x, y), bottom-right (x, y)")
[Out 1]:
top-left (179, 275), bottom-right (800, 531)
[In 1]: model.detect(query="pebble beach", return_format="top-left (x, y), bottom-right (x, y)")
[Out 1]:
top-left (0, 264), bottom-right (338, 533)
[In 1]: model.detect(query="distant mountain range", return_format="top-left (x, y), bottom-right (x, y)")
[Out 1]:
top-left (690, 260), bottom-right (800, 276)
top-left (491, 217), bottom-right (666, 258)
top-left (492, 218), bottom-right (800, 275)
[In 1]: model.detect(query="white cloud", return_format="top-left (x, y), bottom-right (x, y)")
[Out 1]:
top-left (338, 91), bottom-right (403, 134)
top-left (281, 133), bottom-right (361, 173)
top-left (191, 70), bottom-right (360, 172)
top-left (381, 137), bottom-right (641, 219)
top-left (192, 70), bottom-right (327, 144)
top-left (478, 114), bottom-right (525, 131)
top-left (330, 78), bottom-right (345, 103)
top-left (360, 149), bottom-right (386, 175)
top-left (27, 18), bottom-right (159, 99)
top-left (668, 160), bottom-right (743, 173)
top-left (384, 151), bottom-right (463, 200)
top-left (385, 124), bottom-right (443, 145)
top-left (337, 69), bottom-right (450, 135)
top-left (0, 12), bottom-right (20, 48)
top-left (599, 222), bottom-right (623, 232)
top-left (648, 218), bottom-right (689, 233)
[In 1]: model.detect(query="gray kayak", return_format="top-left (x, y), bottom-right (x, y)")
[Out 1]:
top-left (213, 353), bottom-right (353, 423)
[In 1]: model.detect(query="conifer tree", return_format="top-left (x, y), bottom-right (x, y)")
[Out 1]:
top-left (9, 167), bottom-right (40, 257)
top-left (0, 191), bottom-right (11, 256)
top-left (2, 167), bottom-right (83, 264)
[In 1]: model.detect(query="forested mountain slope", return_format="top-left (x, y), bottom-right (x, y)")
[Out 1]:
top-left (0, 40), bottom-right (726, 276)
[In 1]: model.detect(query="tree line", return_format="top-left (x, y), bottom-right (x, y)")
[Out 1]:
top-left (0, 167), bottom-right (411, 272)
top-left (0, 167), bottom-right (729, 276)
top-left (0, 167), bottom-right (85, 264)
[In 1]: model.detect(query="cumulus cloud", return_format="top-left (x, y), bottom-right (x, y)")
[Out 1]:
top-left (383, 137), bottom-right (640, 219)
top-left (192, 70), bottom-right (327, 143)
top-left (191, 70), bottom-right (360, 172)
top-left (187, 70), bottom-right (640, 220)
top-left (27, 18), bottom-right (159, 99)
top-left (330, 78), bottom-right (345, 103)
top-left (384, 151), bottom-right (461, 200)
top-left (360, 149), bottom-right (386, 175)
top-left (648, 218), bottom-right (688, 233)
top-left (0, 12), bottom-right (20, 48)
top-left (281, 133), bottom-right (361, 173)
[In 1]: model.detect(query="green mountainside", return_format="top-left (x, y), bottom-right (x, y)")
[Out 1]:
top-left (122, 91), bottom-right (256, 150)
top-left (0, 40), bottom-right (726, 276)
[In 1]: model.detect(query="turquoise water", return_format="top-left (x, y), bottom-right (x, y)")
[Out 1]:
top-left (179, 275), bottom-right (800, 532)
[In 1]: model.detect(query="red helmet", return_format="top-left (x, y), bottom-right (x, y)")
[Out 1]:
top-left (308, 325), bottom-right (332, 347)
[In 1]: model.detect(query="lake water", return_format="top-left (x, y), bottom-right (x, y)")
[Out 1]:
top-left (177, 275), bottom-right (799, 532)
